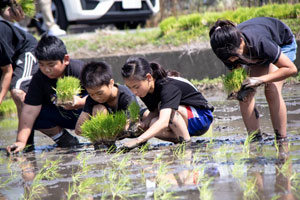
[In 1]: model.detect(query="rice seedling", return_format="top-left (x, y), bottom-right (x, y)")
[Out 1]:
top-left (154, 161), bottom-right (175, 200)
top-left (231, 161), bottom-right (246, 180)
top-left (16, 0), bottom-right (35, 17)
top-left (276, 157), bottom-right (292, 178)
top-left (128, 101), bottom-right (140, 123)
top-left (291, 172), bottom-right (300, 199)
top-left (0, 155), bottom-right (18, 189)
top-left (0, 99), bottom-right (17, 115)
top-left (81, 111), bottom-right (127, 148)
top-left (100, 155), bottom-right (135, 200)
top-left (24, 159), bottom-right (61, 200)
top-left (198, 177), bottom-right (214, 200)
top-left (241, 177), bottom-right (258, 200)
top-left (173, 142), bottom-right (186, 161)
top-left (66, 152), bottom-right (97, 200)
top-left (223, 67), bottom-right (247, 94)
top-left (243, 130), bottom-right (259, 155)
top-left (153, 152), bottom-right (164, 165)
top-left (54, 76), bottom-right (81, 106)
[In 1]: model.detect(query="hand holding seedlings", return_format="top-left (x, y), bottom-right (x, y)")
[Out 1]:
top-left (242, 77), bottom-right (264, 88)
top-left (60, 95), bottom-right (86, 110)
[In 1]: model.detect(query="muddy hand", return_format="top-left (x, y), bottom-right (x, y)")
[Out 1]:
top-left (242, 77), bottom-right (264, 88)
top-left (6, 142), bottom-right (25, 154)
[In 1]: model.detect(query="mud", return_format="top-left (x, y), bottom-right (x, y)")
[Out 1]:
top-left (0, 84), bottom-right (300, 200)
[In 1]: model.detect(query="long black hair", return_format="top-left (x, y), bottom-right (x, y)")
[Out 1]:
top-left (121, 57), bottom-right (167, 80)
top-left (209, 19), bottom-right (257, 69)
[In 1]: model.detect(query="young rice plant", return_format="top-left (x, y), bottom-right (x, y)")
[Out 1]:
top-left (54, 76), bottom-right (81, 105)
top-left (223, 67), bottom-right (247, 94)
top-left (81, 111), bottom-right (127, 144)
top-left (128, 101), bottom-right (140, 123)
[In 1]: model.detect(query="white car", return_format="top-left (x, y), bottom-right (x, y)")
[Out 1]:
top-left (35, 0), bottom-right (160, 31)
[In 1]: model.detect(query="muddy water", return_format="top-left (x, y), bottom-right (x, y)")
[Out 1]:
top-left (0, 84), bottom-right (300, 200)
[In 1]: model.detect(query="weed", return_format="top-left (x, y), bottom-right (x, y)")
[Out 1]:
top-left (223, 67), bottom-right (247, 94)
top-left (81, 111), bottom-right (127, 145)
top-left (54, 76), bottom-right (81, 105)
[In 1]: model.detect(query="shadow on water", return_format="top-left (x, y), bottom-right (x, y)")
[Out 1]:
top-left (0, 84), bottom-right (300, 199)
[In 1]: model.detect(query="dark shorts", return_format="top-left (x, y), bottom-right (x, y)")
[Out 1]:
top-left (10, 51), bottom-right (39, 92)
top-left (33, 104), bottom-right (82, 130)
top-left (185, 106), bottom-right (213, 136)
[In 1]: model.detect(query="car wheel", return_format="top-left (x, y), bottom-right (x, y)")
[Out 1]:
top-left (32, 0), bottom-right (68, 33)
top-left (53, 0), bottom-right (68, 30)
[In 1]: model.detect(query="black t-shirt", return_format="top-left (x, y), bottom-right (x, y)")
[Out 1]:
top-left (83, 84), bottom-right (138, 114)
top-left (0, 20), bottom-right (37, 67)
top-left (141, 77), bottom-right (213, 112)
top-left (24, 59), bottom-right (86, 105)
top-left (237, 17), bottom-right (294, 66)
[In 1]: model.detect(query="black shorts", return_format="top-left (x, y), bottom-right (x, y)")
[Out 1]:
top-left (10, 51), bottom-right (39, 92)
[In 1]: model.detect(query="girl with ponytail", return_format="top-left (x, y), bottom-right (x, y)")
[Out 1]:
top-left (209, 17), bottom-right (298, 140)
top-left (121, 57), bottom-right (214, 150)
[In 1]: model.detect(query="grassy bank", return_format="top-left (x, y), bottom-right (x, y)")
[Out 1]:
top-left (63, 3), bottom-right (300, 57)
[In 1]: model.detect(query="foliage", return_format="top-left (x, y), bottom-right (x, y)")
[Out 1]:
top-left (81, 111), bottom-right (127, 143)
top-left (128, 101), bottom-right (140, 123)
top-left (0, 99), bottom-right (17, 115)
top-left (54, 76), bottom-right (81, 105)
top-left (16, 0), bottom-right (35, 17)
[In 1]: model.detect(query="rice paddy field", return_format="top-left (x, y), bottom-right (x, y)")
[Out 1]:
top-left (0, 84), bottom-right (300, 200)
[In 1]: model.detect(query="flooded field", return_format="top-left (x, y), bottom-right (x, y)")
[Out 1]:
top-left (0, 84), bottom-right (300, 200)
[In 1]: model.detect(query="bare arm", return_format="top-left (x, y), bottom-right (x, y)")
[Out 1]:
top-left (75, 111), bottom-right (90, 135)
top-left (7, 104), bottom-right (41, 153)
top-left (258, 53), bottom-right (298, 83)
top-left (137, 108), bottom-right (172, 142)
top-left (140, 109), bottom-right (159, 130)
top-left (0, 64), bottom-right (13, 104)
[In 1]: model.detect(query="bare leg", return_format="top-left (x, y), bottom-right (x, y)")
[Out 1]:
top-left (239, 91), bottom-right (260, 134)
top-left (38, 126), bottom-right (63, 137)
top-left (265, 64), bottom-right (286, 138)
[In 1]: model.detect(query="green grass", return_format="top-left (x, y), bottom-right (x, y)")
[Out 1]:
top-left (81, 111), bottom-right (127, 144)
top-left (223, 68), bottom-right (247, 94)
top-left (63, 3), bottom-right (300, 57)
top-left (0, 99), bottom-right (17, 115)
top-left (54, 76), bottom-right (81, 105)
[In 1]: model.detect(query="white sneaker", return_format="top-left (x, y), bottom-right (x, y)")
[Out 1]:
top-left (48, 25), bottom-right (66, 37)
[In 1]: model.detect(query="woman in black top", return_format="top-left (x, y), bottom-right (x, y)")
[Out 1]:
top-left (209, 17), bottom-right (298, 140)
top-left (121, 57), bottom-right (214, 149)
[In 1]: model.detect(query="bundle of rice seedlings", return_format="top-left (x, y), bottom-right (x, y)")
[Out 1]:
top-left (14, 0), bottom-right (36, 17)
top-left (54, 76), bottom-right (81, 106)
top-left (0, 99), bottom-right (17, 115)
top-left (223, 67), bottom-right (247, 94)
top-left (128, 101), bottom-right (140, 123)
top-left (81, 111), bottom-right (127, 148)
